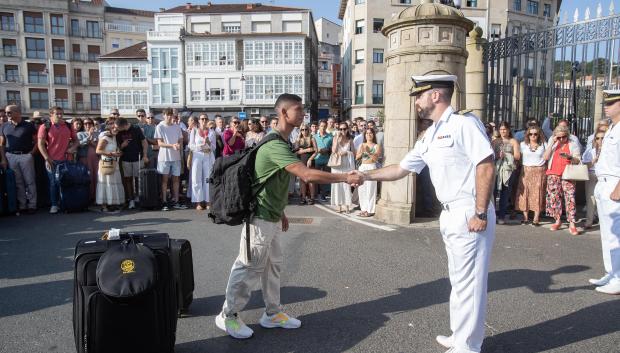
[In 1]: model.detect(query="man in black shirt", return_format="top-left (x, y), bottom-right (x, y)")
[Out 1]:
top-left (0, 105), bottom-right (37, 213)
top-left (115, 117), bottom-right (148, 209)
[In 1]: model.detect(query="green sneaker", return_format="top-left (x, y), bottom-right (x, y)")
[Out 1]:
top-left (259, 311), bottom-right (302, 329)
top-left (215, 312), bottom-right (253, 339)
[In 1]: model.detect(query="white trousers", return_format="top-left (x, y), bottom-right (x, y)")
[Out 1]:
top-left (439, 202), bottom-right (496, 353)
top-left (190, 151), bottom-right (214, 203)
top-left (594, 177), bottom-right (620, 283)
top-left (222, 218), bottom-right (283, 316)
top-left (358, 163), bottom-right (377, 213)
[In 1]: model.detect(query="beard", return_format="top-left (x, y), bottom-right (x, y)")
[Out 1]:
top-left (416, 104), bottom-right (435, 120)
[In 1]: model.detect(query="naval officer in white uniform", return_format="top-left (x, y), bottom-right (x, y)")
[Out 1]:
top-left (353, 75), bottom-right (496, 353)
top-left (589, 89), bottom-right (620, 295)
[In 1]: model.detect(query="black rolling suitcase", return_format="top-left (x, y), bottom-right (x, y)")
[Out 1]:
top-left (139, 168), bottom-right (161, 209)
top-left (56, 159), bottom-right (90, 212)
top-left (73, 233), bottom-right (177, 353)
top-left (170, 239), bottom-right (195, 315)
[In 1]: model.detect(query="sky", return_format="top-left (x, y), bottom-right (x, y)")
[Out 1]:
top-left (105, 0), bottom-right (608, 25)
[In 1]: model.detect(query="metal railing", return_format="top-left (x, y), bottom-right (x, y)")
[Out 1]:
top-left (0, 75), bottom-right (23, 83)
top-left (69, 27), bottom-right (103, 39)
top-left (54, 76), bottom-right (68, 85)
top-left (73, 102), bottom-right (100, 112)
top-left (0, 22), bottom-right (19, 32)
top-left (106, 22), bottom-right (153, 33)
top-left (72, 77), bottom-right (99, 86)
top-left (0, 46), bottom-right (19, 57)
top-left (0, 99), bottom-right (23, 108)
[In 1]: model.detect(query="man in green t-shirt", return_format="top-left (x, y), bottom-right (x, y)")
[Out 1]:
top-left (216, 94), bottom-right (364, 339)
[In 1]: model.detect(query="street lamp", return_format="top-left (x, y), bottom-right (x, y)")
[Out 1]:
top-left (240, 69), bottom-right (246, 113)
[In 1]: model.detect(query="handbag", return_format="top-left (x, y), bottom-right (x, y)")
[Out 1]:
top-left (99, 158), bottom-right (116, 176)
top-left (327, 153), bottom-right (341, 168)
top-left (562, 163), bottom-right (589, 181)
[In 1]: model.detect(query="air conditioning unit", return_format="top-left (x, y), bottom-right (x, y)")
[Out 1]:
top-left (250, 108), bottom-right (260, 115)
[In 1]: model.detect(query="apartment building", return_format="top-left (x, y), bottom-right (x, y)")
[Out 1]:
top-left (104, 7), bottom-right (155, 53)
top-left (315, 17), bottom-right (342, 119)
top-left (146, 2), bottom-right (318, 118)
top-left (338, 0), bottom-right (561, 120)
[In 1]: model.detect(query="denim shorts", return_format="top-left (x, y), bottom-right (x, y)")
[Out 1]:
top-left (157, 160), bottom-right (181, 177)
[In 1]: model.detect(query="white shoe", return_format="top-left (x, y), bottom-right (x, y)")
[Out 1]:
top-left (49, 206), bottom-right (59, 214)
top-left (436, 335), bottom-right (454, 349)
top-left (215, 312), bottom-right (253, 339)
top-left (589, 273), bottom-right (612, 286)
top-left (595, 280), bottom-right (620, 295)
top-left (259, 311), bottom-right (301, 329)
top-left (128, 200), bottom-right (136, 209)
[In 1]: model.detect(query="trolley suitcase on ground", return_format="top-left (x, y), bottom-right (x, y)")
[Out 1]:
top-left (0, 168), bottom-right (18, 216)
top-left (73, 233), bottom-right (177, 353)
top-left (57, 160), bottom-right (90, 212)
top-left (170, 239), bottom-right (195, 315)
top-left (139, 168), bottom-right (161, 209)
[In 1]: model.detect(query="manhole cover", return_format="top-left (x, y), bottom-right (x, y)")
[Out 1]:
top-left (287, 217), bottom-right (314, 224)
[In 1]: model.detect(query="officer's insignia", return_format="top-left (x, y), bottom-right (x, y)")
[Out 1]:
top-left (437, 135), bottom-right (451, 139)
top-left (121, 259), bottom-right (135, 274)
top-left (457, 109), bottom-right (473, 115)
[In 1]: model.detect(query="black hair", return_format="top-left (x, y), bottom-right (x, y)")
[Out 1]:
top-left (274, 93), bottom-right (303, 110)
top-left (115, 117), bottom-right (129, 127)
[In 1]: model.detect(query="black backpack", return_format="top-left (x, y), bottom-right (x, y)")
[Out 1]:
top-left (208, 132), bottom-right (286, 226)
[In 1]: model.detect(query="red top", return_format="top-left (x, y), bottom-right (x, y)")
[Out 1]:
top-left (222, 129), bottom-right (245, 156)
top-left (546, 143), bottom-right (571, 176)
top-left (37, 122), bottom-right (77, 161)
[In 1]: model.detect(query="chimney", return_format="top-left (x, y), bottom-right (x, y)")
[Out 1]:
top-left (246, 4), bottom-right (253, 10)
top-left (185, 2), bottom-right (192, 10)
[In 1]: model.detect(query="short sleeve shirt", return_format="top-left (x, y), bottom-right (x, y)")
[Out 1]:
top-left (222, 129), bottom-right (245, 156)
top-left (313, 133), bottom-right (333, 166)
top-left (253, 131), bottom-right (300, 222)
top-left (399, 107), bottom-right (494, 204)
top-left (117, 124), bottom-right (145, 162)
top-left (0, 121), bottom-right (36, 153)
top-left (154, 122), bottom-right (183, 162)
top-left (596, 123), bottom-right (620, 178)
top-left (37, 122), bottom-right (77, 161)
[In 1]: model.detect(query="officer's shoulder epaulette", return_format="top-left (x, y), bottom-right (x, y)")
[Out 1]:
top-left (456, 109), bottom-right (473, 115)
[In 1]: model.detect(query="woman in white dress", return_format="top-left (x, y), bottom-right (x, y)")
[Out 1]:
top-left (95, 123), bottom-right (125, 212)
top-left (331, 123), bottom-right (355, 213)
top-left (356, 128), bottom-right (382, 217)
top-left (189, 115), bottom-right (216, 210)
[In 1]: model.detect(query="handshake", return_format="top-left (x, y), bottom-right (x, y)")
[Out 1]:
top-left (345, 170), bottom-right (366, 187)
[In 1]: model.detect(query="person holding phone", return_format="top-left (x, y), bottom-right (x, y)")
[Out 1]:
top-left (543, 125), bottom-right (582, 235)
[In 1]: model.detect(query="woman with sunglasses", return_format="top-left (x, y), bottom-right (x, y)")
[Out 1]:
top-left (294, 124), bottom-right (317, 204)
top-left (245, 118), bottom-right (265, 149)
top-left (330, 123), bottom-right (355, 213)
top-left (189, 115), bottom-right (216, 210)
top-left (223, 118), bottom-right (245, 156)
top-left (582, 125), bottom-right (608, 229)
top-left (95, 122), bottom-right (124, 212)
top-left (515, 126), bottom-right (546, 226)
top-left (543, 125), bottom-right (582, 235)
top-left (77, 118), bottom-right (100, 201)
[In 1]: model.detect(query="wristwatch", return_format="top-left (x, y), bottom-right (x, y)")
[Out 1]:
top-left (475, 211), bottom-right (488, 221)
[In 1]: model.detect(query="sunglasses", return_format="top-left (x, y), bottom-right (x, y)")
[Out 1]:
top-left (557, 136), bottom-right (568, 139)
top-left (339, 128), bottom-right (348, 131)
top-left (528, 133), bottom-right (538, 136)
top-left (232, 121), bottom-right (240, 125)
top-left (5, 111), bottom-right (15, 115)
top-left (300, 128), bottom-right (308, 131)
top-left (199, 118), bottom-right (208, 121)
top-left (137, 115), bottom-right (146, 118)
top-left (260, 121), bottom-right (268, 124)
top-left (146, 116), bottom-right (154, 119)
top-left (596, 137), bottom-right (604, 140)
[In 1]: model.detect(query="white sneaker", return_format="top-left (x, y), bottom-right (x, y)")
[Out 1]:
top-left (436, 335), bottom-right (454, 349)
top-left (595, 280), bottom-right (620, 295)
top-left (589, 273), bottom-right (612, 286)
top-left (215, 312), bottom-right (253, 339)
top-left (128, 200), bottom-right (136, 209)
top-left (259, 311), bottom-right (301, 329)
top-left (49, 206), bottom-right (59, 214)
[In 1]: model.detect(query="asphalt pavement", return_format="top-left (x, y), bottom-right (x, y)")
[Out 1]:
top-left (0, 203), bottom-right (618, 353)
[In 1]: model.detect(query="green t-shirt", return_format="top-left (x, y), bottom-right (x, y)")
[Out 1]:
top-left (253, 131), bottom-right (300, 222)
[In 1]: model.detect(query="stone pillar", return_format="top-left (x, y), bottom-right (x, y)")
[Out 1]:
top-left (376, 0), bottom-right (474, 225)
top-left (465, 27), bottom-right (488, 120)
top-left (594, 81), bottom-right (605, 125)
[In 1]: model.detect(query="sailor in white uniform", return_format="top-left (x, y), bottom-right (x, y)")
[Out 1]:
top-left (355, 75), bottom-right (496, 353)
top-left (589, 89), bottom-right (620, 295)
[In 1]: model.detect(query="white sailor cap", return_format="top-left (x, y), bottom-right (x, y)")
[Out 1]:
top-left (603, 89), bottom-right (620, 103)
top-left (410, 74), bottom-right (457, 97)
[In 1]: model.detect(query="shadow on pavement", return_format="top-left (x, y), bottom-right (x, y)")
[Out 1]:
top-left (189, 286), bottom-right (328, 317)
top-left (176, 265), bottom-right (593, 353)
top-left (0, 279), bottom-right (72, 318)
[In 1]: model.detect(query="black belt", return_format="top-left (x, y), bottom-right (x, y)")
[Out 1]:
top-left (7, 151), bottom-right (28, 154)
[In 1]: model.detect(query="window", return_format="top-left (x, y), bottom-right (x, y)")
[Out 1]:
top-left (543, 3), bottom-right (551, 17)
top-left (190, 78), bottom-right (201, 101)
top-left (355, 81), bottom-right (364, 104)
top-left (26, 38), bottom-right (45, 59)
top-left (320, 61), bottom-right (329, 70)
top-left (372, 81), bottom-right (383, 104)
top-left (527, 1), bottom-right (539, 15)
top-left (355, 19), bottom-right (364, 34)
top-left (24, 12), bottom-right (44, 33)
top-left (514, 0), bottom-right (522, 11)
top-left (373, 18), bottom-right (384, 33)
top-left (191, 22), bottom-right (211, 33)
top-left (54, 89), bottom-right (69, 109)
top-left (244, 74), bottom-right (303, 101)
top-left (30, 89), bottom-right (48, 109)
top-left (222, 22), bottom-right (240, 33)
top-left (244, 40), bottom-right (302, 67)
top-left (373, 49), bottom-right (384, 63)
top-left (252, 21), bottom-right (271, 33)
top-left (87, 45), bottom-right (100, 62)
top-left (53, 64), bottom-right (67, 84)
top-left (466, 0), bottom-right (478, 7)
top-left (74, 93), bottom-right (83, 109)
top-left (282, 21), bottom-right (302, 32)
top-left (52, 39), bottom-right (65, 60)
top-left (74, 68), bottom-right (82, 85)
top-left (187, 41), bottom-right (235, 68)
top-left (112, 38), bottom-right (120, 49)
top-left (71, 19), bottom-right (79, 36)
top-left (88, 69), bottom-right (99, 86)
top-left (6, 91), bottom-right (20, 106)
top-left (91, 93), bottom-right (101, 110)
top-left (86, 21), bottom-right (101, 38)
top-left (4, 65), bottom-right (19, 82)
top-left (0, 12), bottom-right (16, 31)
top-left (355, 0), bottom-right (365, 4)
top-left (491, 24), bottom-right (501, 39)
top-left (399, 0), bottom-right (411, 4)
top-left (72, 44), bottom-right (81, 61)
top-left (355, 49), bottom-right (364, 64)
top-left (2, 39), bottom-right (17, 57)
top-left (512, 25), bottom-right (521, 35)
top-left (50, 14), bottom-right (64, 35)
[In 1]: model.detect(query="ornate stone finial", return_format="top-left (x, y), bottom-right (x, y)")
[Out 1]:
top-left (469, 26), bottom-right (483, 38)
top-left (585, 7), bottom-right (591, 20)
top-left (573, 8), bottom-right (579, 22)
top-left (562, 10), bottom-right (568, 23)
top-left (611, 1), bottom-right (616, 15)
top-left (597, 2), bottom-right (603, 18)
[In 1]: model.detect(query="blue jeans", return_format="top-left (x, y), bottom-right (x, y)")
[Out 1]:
top-left (497, 172), bottom-right (516, 219)
top-left (46, 160), bottom-right (63, 207)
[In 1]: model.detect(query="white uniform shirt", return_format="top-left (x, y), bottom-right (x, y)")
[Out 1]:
top-left (353, 133), bottom-right (364, 152)
top-left (399, 107), bottom-right (494, 204)
top-left (595, 123), bottom-right (620, 178)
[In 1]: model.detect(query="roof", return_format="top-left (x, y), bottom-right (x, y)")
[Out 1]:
top-left (162, 3), bottom-right (308, 14)
top-left (105, 6), bottom-right (156, 17)
top-left (338, 0), bottom-right (347, 20)
top-left (99, 41), bottom-right (148, 61)
top-left (185, 32), bottom-right (306, 38)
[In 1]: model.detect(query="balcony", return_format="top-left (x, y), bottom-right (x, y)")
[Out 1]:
top-left (106, 22), bottom-right (153, 33)
top-left (87, 53), bottom-right (99, 62)
top-left (69, 28), bottom-right (103, 39)
top-left (54, 76), bottom-right (68, 85)
top-left (28, 74), bottom-right (48, 85)
top-left (0, 74), bottom-right (23, 84)
top-left (0, 47), bottom-right (19, 58)
top-left (147, 31), bottom-right (180, 41)
top-left (54, 99), bottom-right (69, 110)
top-left (73, 101), bottom-right (99, 112)
top-left (0, 99), bottom-right (23, 108)
top-left (72, 77), bottom-right (99, 86)
top-left (0, 22), bottom-right (19, 33)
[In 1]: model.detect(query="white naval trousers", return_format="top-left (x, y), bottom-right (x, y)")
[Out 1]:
top-left (190, 151), bottom-right (214, 203)
top-left (222, 218), bottom-right (284, 316)
top-left (439, 200), bottom-right (496, 353)
top-left (594, 176), bottom-right (620, 283)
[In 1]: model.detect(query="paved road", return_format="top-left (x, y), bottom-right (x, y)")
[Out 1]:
top-left (0, 204), bottom-right (618, 353)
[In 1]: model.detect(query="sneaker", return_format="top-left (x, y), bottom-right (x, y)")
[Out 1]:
top-left (497, 218), bottom-right (506, 225)
top-left (128, 200), bottom-right (136, 209)
top-left (215, 312), bottom-right (253, 339)
top-left (436, 335), bottom-right (454, 349)
top-left (162, 203), bottom-right (170, 212)
top-left (173, 202), bottom-right (188, 210)
top-left (589, 273), bottom-right (613, 286)
top-left (594, 280), bottom-right (620, 295)
top-left (259, 311), bottom-right (301, 329)
top-left (49, 206), bottom-right (59, 214)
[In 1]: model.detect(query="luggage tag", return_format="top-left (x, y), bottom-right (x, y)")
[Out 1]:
top-left (101, 228), bottom-right (121, 240)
